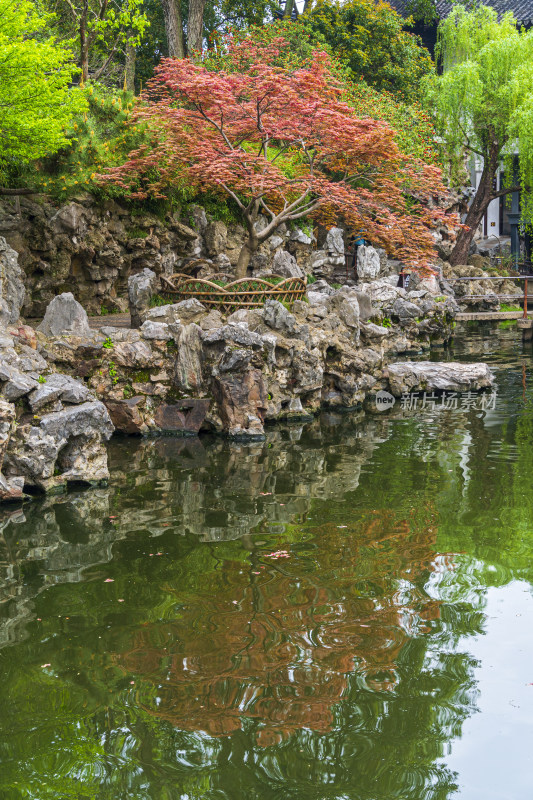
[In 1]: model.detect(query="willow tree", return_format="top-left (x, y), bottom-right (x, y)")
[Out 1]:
top-left (424, 4), bottom-right (533, 265)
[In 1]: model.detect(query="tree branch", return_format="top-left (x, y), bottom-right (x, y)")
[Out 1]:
top-left (0, 187), bottom-right (38, 196)
top-left (490, 185), bottom-right (520, 200)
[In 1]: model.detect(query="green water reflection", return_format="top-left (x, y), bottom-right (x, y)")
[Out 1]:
top-left (1, 326), bottom-right (533, 799)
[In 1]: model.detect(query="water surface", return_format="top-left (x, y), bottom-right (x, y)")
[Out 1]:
top-left (1, 325), bottom-right (533, 799)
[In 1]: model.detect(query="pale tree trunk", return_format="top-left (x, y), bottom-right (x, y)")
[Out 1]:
top-left (187, 0), bottom-right (206, 57)
top-left (450, 140), bottom-right (500, 266)
top-left (284, 0), bottom-right (297, 18)
top-left (162, 0), bottom-right (185, 58)
top-left (80, 0), bottom-right (90, 83)
top-left (124, 38), bottom-right (136, 92)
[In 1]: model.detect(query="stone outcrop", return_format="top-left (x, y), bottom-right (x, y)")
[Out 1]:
top-left (386, 361), bottom-right (494, 396)
top-left (1, 257), bottom-right (501, 505)
top-left (442, 262), bottom-right (519, 312)
top-left (356, 245), bottom-right (381, 280)
top-left (0, 400), bottom-right (23, 501)
top-left (37, 292), bottom-right (91, 337)
top-left (0, 196), bottom-right (198, 317)
top-left (0, 326), bottom-right (114, 498)
top-left (29, 269), bottom-right (463, 447)
top-left (128, 268), bottom-right (158, 328)
top-left (0, 191), bottom-right (472, 323)
top-left (0, 238), bottom-right (25, 326)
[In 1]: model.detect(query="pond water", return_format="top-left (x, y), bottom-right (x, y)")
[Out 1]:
top-left (1, 325), bottom-right (533, 800)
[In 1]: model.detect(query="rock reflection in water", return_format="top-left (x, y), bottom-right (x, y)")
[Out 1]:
top-left (0, 411), bottom-right (382, 648)
top-left (0, 401), bottom-right (493, 800)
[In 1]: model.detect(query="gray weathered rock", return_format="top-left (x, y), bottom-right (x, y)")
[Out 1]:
top-left (199, 309), bottom-right (225, 331)
top-left (203, 324), bottom-right (263, 350)
top-left (346, 289), bottom-right (374, 322)
top-left (0, 400), bottom-right (23, 501)
top-left (269, 235), bottom-right (284, 250)
top-left (386, 361), bottom-right (494, 396)
top-left (143, 304), bottom-right (181, 325)
top-left (0, 400), bottom-right (14, 468)
top-left (312, 279), bottom-right (336, 295)
top-left (290, 227), bottom-right (314, 245)
top-left (113, 340), bottom-right (155, 368)
top-left (356, 245), bottom-right (381, 280)
top-left (307, 290), bottom-right (329, 307)
top-left (0, 238), bottom-right (25, 326)
top-left (0, 472), bottom-right (23, 502)
top-left (327, 293), bottom-right (360, 335)
top-left (174, 298), bottom-right (207, 322)
top-left (219, 348), bottom-right (254, 373)
top-left (0, 361), bottom-right (38, 400)
top-left (392, 298), bottom-right (422, 322)
top-left (174, 323), bottom-right (204, 392)
top-left (28, 374), bottom-right (92, 411)
top-left (204, 220), bottom-right (227, 257)
top-left (37, 293), bottom-right (91, 337)
top-left (272, 249), bottom-right (304, 278)
top-left (213, 369), bottom-right (267, 438)
top-left (128, 268), bottom-right (157, 328)
top-left (262, 299), bottom-right (296, 334)
top-left (4, 400), bottom-right (114, 493)
top-left (140, 320), bottom-right (171, 340)
top-left (38, 399), bottom-right (114, 441)
top-left (326, 227), bottom-right (344, 255)
top-left (50, 202), bottom-right (88, 235)
top-left (360, 322), bottom-right (391, 340)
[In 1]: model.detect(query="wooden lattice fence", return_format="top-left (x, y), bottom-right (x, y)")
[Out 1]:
top-left (160, 274), bottom-right (307, 314)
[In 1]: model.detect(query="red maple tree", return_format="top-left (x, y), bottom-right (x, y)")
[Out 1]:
top-left (103, 37), bottom-right (458, 277)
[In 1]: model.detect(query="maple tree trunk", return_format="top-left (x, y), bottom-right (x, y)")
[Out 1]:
top-left (235, 227), bottom-right (259, 279)
top-left (187, 0), bottom-right (206, 57)
top-left (162, 0), bottom-right (185, 58)
top-left (124, 38), bottom-right (136, 93)
top-left (80, 0), bottom-right (89, 83)
top-left (450, 142), bottom-right (500, 267)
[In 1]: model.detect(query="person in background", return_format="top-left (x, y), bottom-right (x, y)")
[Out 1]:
top-left (350, 231), bottom-right (366, 278)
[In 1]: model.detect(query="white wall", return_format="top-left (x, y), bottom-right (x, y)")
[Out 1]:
top-left (471, 158), bottom-right (500, 238)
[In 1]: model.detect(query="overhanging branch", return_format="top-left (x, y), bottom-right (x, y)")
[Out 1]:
top-left (0, 187), bottom-right (38, 196)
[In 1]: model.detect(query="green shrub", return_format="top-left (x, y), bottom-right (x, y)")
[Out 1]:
top-left (28, 84), bottom-right (183, 206)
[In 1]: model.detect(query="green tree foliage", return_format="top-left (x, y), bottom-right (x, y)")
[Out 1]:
top-left (303, 0), bottom-right (434, 102)
top-left (405, 0), bottom-right (437, 25)
top-left (33, 85), bottom-right (152, 200)
top-left (424, 3), bottom-right (533, 265)
top-left (45, 0), bottom-right (149, 83)
top-left (0, 0), bottom-right (87, 190)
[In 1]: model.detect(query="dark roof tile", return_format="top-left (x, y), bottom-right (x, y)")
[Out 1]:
top-left (387, 0), bottom-right (533, 26)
